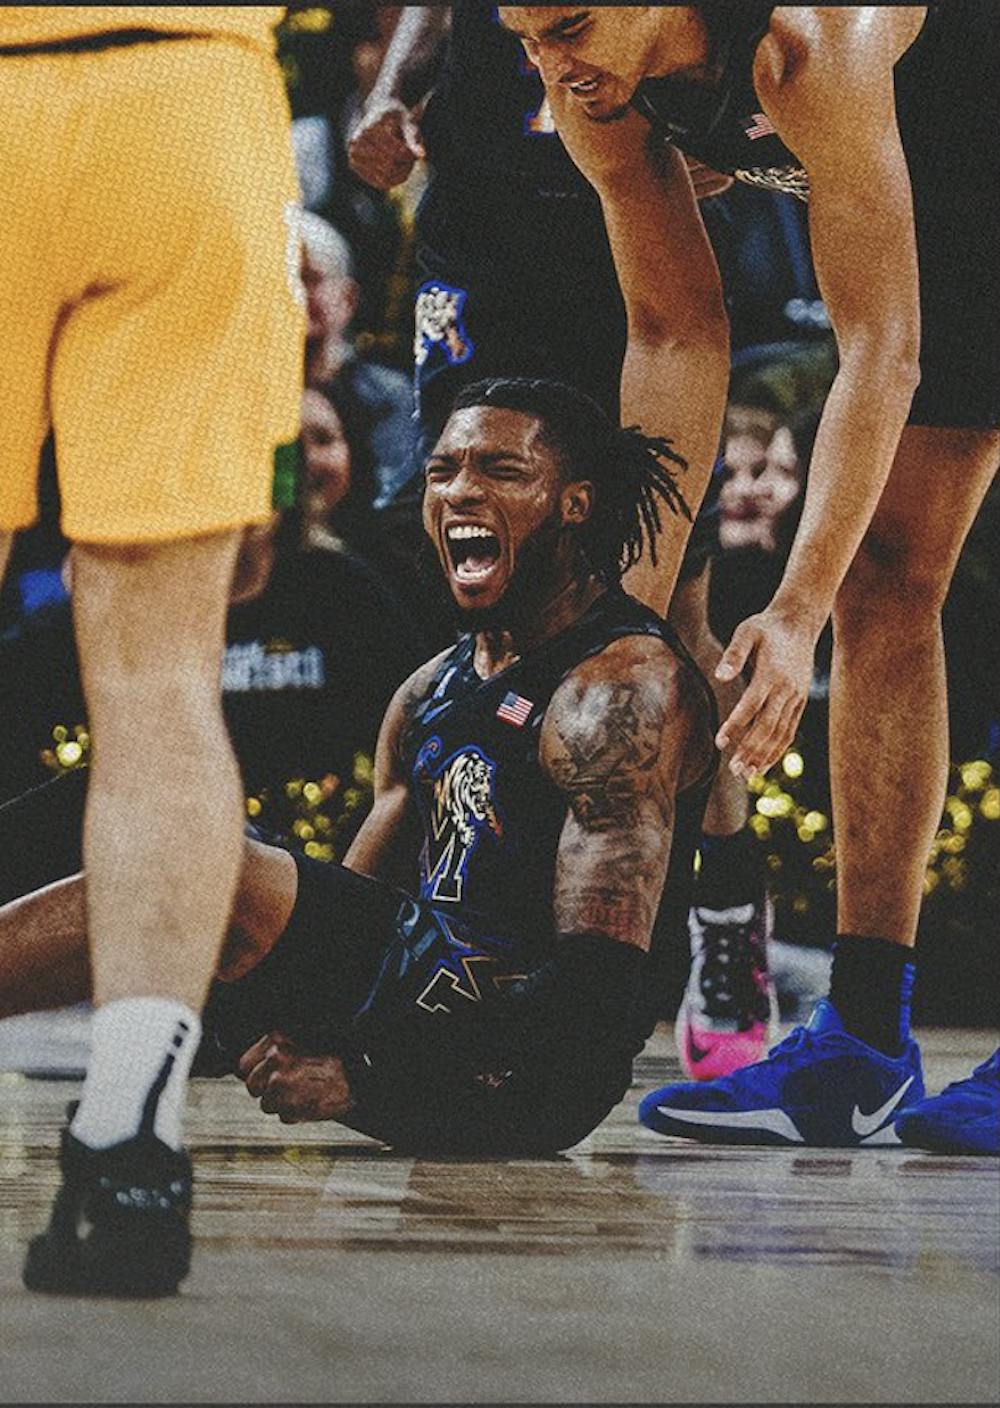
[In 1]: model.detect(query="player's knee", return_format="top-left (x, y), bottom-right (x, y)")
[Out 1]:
top-left (216, 922), bottom-right (270, 982)
top-left (836, 520), bottom-right (949, 629)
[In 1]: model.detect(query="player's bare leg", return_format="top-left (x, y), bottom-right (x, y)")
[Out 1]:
top-left (0, 836), bottom-right (297, 1020)
top-left (669, 563), bottom-right (776, 1077)
top-left (23, 530), bottom-right (245, 1296)
top-left (831, 426), bottom-right (1000, 945)
top-left (0, 875), bottom-right (90, 1018)
top-left (72, 532), bottom-right (244, 1009)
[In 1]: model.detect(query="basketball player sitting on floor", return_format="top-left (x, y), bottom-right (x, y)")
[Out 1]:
top-left (1, 378), bottom-right (715, 1200)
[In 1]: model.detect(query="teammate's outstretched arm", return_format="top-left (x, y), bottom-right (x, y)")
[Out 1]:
top-left (509, 51), bottom-right (730, 614)
top-left (715, 9), bottom-right (923, 777)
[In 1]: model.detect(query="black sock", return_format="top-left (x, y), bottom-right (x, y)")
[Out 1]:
top-left (696, 828), bottom-right (764, 910)
top-left (829, 935), bottom-right (915, 1056)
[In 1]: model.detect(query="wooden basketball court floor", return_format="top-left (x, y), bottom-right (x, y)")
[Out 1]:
top-left (1, 1015), bottom-right (997, 1405)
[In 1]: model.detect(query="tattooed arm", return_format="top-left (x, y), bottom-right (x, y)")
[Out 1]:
top-left (540, 635), bottom-right (710, 952)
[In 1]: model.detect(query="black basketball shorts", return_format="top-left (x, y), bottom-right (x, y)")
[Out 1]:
top-left (897, 0), bottom-right (1000, 429)
top-left (200, 852), bottom-right (632, 1154)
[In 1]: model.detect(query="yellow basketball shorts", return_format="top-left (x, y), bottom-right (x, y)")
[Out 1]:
top-left (0, 35), bottom-right (304, 542)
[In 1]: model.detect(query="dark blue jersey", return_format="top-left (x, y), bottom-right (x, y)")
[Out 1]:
top-left (630, 2), bottom-right (1000, 428)
top-left (418, 0), bottom-right (613, 282)
top-left (632, 2), bottom-right (988, 204)
top-left (632, 3), bottom-right (806, 199)
top-left (400, 588), bottom-right (716, 968)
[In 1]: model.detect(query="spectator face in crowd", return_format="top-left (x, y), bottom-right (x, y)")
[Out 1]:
top-left (301, 388), bottom-right (353, 522)
top-left (300, 213), bottom-right (359, 380)
top-left (719, 403), bottom-right (805, 555)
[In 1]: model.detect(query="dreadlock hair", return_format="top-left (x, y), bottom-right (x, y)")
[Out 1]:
top-left (448, 377), bottom-right (691, 586)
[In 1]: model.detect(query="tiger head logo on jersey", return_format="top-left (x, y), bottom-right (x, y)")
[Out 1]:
top-left (414, 282), bottom-right (474, 368)
top-left (421, 745), bottom-right (503, 904)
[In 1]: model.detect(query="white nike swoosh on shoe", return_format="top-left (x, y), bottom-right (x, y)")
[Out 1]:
top-left (654, 1105), bottom-right (804, 1142)
top-left (851, 1076), bottom-right (915, 1138)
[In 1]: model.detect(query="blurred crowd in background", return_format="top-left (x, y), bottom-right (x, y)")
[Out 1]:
top-left (0, 4), bottom-right (995, 1020)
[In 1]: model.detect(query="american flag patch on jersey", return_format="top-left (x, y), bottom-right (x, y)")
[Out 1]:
top-left (745, 112), bottom-right (776, 140)
top-left (496, 691), bottom-right (534, 727)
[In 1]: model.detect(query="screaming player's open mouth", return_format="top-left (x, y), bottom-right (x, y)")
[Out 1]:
top-left (445, 522), bottom-right (504, 592)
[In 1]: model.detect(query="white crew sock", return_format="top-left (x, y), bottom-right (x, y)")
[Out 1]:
top-left (71, 997), bottom-right (202, 1151)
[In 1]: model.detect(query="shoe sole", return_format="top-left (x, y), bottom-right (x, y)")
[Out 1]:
top-left (23, 1227), bottom-right (190, 1298)
top-left (896, 1121), bottom-right (999, 1157)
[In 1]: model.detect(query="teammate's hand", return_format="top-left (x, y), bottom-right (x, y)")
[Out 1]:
top-left (684, 157), bottom-right (734, 200)
top-left (714, 607), bottom-right (819, 778)
top-left (238, 1031), bottom-right (355, 1123)
top-left (348, 97), bottom-right (425, 190)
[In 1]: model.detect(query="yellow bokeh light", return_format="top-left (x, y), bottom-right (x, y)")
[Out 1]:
top-left (803, 810), bottom-right (828, 833)
top-left (246, 798), bottom-right (262, 817)
top-left (55, 741), bottom-right (82, 766)
top-left (960, 760), bottom-right (992, 791)
top-left (782, 751), bottom-right (804, 779)
top-left (981, 788), bottom-right (1000, 821)
top-left (302, 782), bottom-right (321, 805)
top-left (285, 7), bottom-right (332, 32)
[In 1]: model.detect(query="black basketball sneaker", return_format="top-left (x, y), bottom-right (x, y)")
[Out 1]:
top-left (23, 1108), bottom-right (192, 1298)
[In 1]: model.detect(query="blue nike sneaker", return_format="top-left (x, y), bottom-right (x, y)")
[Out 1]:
top-left (639, 999), bottom-right (924, 1146)
top-left (895, 1049), bottom-right (1000, 1155)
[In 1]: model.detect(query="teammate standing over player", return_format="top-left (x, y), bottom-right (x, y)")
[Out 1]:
top-left (0, 6), bottom-right (304, 1292)
top-left (499, 5), bottom-right (999, 1148)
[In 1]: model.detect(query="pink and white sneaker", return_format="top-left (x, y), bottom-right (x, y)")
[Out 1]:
top-left (676, 895), bottom-right (779, 1081)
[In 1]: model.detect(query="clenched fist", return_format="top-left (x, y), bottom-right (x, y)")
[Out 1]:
top-left (238, 1031), bottom-right (355, 1123)
top-left (348, 98), bottom-right (425, 190)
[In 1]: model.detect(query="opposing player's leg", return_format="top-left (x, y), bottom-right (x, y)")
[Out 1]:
top-left (22, 33), bottom-right (303, 1296)
top-left (668, 562), bottom-right (776, 1080)
top-left (23, 535), bottom-right (244, 1296)
top-left (72, 535), bottom-right (243, 1008)
top-left (639, 425), bottom-right (997, 1146)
